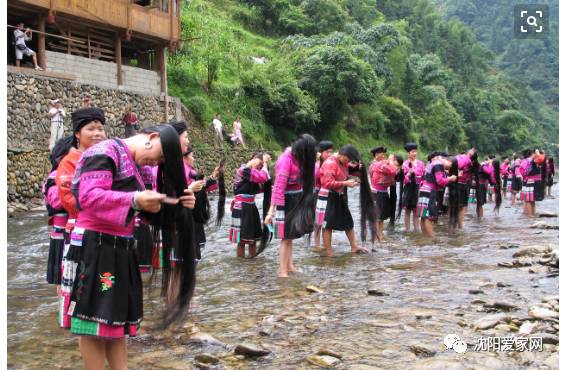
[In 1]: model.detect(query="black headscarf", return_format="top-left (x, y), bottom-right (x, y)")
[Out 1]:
top-left (71, 107), bottom-right (105, 147)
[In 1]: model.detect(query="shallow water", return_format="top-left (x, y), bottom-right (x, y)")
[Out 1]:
top-left (8, 185), bottom-right (559, 369)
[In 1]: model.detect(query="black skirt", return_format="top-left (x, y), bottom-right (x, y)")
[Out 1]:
top-left (534, 180), bottom-right (545, 201)
top-left (502, 176), bottom-right (508, 191)
top-left (46, 232), bottom-right (65, 285)
top-left (69, 230), bottom-right (143, 326)
top-left (323, 191), bottom-right (354, 231)
top-left (457, 183), bottom-right (469, 208)
top-left (275, 190), bottom-right (311, 240)
top-left (511, 177), bottom-right (522, 192)
top-left (547, 175), bottom-right (554, 187)
top-left (373, 191), bottom-right (392, 221)
top-left (230, 201), bottom-right (262, 244)
top-left (134, 223), bottom-right (153, 271)
top-left (477, 183), bottom-right (487, 205)
top-left (402, 182), bottom-right (418, 210)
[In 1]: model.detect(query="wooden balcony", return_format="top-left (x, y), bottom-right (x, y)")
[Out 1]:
top-left (10, 0), bottom-right (180, 42)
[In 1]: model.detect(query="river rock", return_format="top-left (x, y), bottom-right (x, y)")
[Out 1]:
top-left (409, 345), bottom-right (436, 358)
top-left (538, 211), bottom-right (558, 218)
top-left (348, 366), bottom-right (384, 370)
top-left (367, 289), bottom-right (389, 296)
top-left (474, 313), bottom-right (508, 330)
top-left (483, 301), bottom-right (518, 312)
top-left (513, 245), bottom-right (552, 257)
top-left (306, 355), bottom-right (341, 368)
top-left (544, 352), bottom-right (559, 368)
top-left (233, 343), bottom-right (271, 357)
top-left (313, 348), bottom-right (342, 359)
top-left (539, 333), bottom-right (559, 345)
top-left (193, 362), bottom-right (212, 369)
top-left (469, 289), bottom-right (485, 295)
top-left (518, 321), bottom-right (538, 335)
top-left (306, 285), bottom-right (324, 294)
top-left (528, 307), bottom-right (558, 320)
top-left (530, 222), bottom-right (559, 230)
top-left (194, 354), bottom-right (220, 364)
top-left (187, 332), bottom-right (228, 348)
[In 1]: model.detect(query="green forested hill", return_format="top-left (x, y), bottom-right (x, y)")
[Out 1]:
top-left (168, 0), bottom-right (557, 157)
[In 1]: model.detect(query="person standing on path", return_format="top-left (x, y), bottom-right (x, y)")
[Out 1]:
top-left (230, 116), bottom-right (246, 148)
top-left (122, 104), bottom-right (139, 138)
top-left (48, 99), bottom-right (66, 151)
top-left (212, 114), bottom-right (223, 148)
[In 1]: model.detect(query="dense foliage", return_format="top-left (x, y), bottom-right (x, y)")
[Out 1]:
top-left (168, 0), bottom-right (557, 156)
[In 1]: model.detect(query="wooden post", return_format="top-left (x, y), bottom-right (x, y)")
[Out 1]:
top-left (37, 15), bottom-right (46, 69)
top-left (158, 45), bottom-right (169, 122)
top-left (115, 33), bottom-right (122, 86)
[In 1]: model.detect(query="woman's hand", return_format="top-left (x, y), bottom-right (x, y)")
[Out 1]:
top-left (180, 189), bottom-right (196, 209)
top-left (211, 166), bottom-right (221, 179)
top-left (448, 175), bottom-right (458, 182)
top-left (188, 180), bottom-right (205, 193)
top-left (135, 190), bottom-right (165, 213)
top-left (264, 214), bottom-right (273, 225)
top-left (344, 179), bottom-right (358, 188)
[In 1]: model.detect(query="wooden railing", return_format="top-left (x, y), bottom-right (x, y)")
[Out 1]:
top-left (13, 0), bottom-right (179, 42)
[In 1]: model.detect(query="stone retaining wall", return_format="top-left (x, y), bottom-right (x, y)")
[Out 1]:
top-left (8, 71), bottom-right (170, 151)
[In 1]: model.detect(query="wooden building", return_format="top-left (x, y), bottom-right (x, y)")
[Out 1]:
top-left (7, 0), bottom-right (181, 97)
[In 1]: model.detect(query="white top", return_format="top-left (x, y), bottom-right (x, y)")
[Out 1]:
top-left (14, 29), bottom-right (28, 46)
top-left (49, 107), bottom-right (66, 123)
top-left (212, 118), bottom-right (222, 132)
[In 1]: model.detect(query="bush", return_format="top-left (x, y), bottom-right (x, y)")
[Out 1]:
top-left (185, 96), bottom-right (209, 122)
top-left (378, 96), bottom-right (412, 141)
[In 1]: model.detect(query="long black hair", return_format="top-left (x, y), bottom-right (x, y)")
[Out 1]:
top-left (49, 136), bottom-right (74, 171)
top-left (548, 157), bottom-right (555, 177)
top-left (492, 158), bottom-right (502, 212)
top-left (447, 156), bottom-right (460, 230)
top-left (215, 158), bottom-right (226, 226)
top-left (147, 124), bottom-right (197, 328)
top-left (359, 162), bottom-right (377, 243)
top-left (284, 134), bottom-right (317, 238)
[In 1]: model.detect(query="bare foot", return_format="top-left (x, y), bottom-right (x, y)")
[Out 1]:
top-left (288, 264), bottom-right (297, 273)
top-left (278, 271), bottom-right (289, 278)
top-left (351, 245), bottom-right (369, 254)
top-left (312, 246), bottom-right (323, 253)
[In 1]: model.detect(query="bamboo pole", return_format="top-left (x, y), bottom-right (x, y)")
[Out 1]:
top-left (8, 24), bottom-right (85, 44)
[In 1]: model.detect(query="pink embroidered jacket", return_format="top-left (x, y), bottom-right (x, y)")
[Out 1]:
top-left (272, 149), bottom-right (302, 207)
top-left (402, 159), bottom-right (425, 186)
top-left (72, 138), bottom-right (147, 236)
top-left (420, 160), bottom-right (449, 191)
top-left (456, 154), bottom-right (472, 184)
top-left (369, 160), bottom-right (398, 191)
top-left (319, 155), bottom-right (351, 193)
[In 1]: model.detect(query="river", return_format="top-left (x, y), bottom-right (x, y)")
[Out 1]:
top-left (7, 185), bottom-right (559, 369)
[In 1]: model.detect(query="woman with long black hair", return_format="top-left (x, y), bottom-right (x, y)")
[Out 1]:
top-left (265, 134), bottom-right (317, 278)
top-left (401, 143), bottom-right (424, 233)
top-left (230, 152), bottom-right (271, 258)
top-left (369, 147), bottom-right (399, 242)
top-left (57, 107), bottom-right (107, 329)
top-left (64, 124), bottom-right (196, 369)
top-left (43, 136), bottom-right (74, 287)
top-left (183, 146), bottom-right (221, 261)
top-left (520, 149), bottom-right (544, 217)
top-left (417, 153), bottom-right (457, 237)
top-left (313, 141), bottom-right (334, 252)
top-left (314, 144), bottom-right (369, 256)
top-left (450, 148), bottom-right (476, 231)
top-left (546, 156), bottom-right (555, 197)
